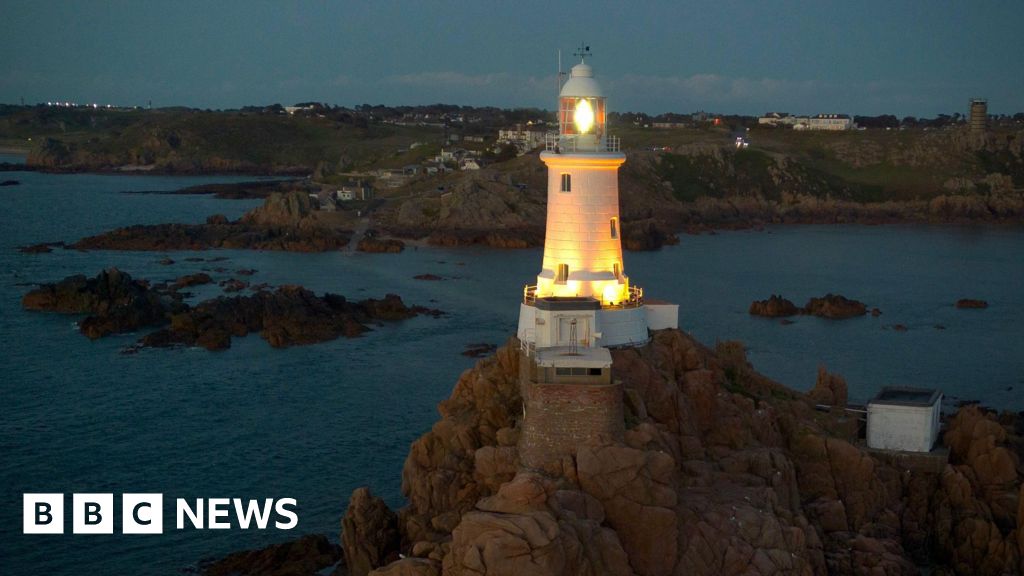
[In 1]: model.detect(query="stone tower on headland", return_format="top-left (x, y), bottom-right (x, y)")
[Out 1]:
top-left (516, 50), bottom-right (678, 470)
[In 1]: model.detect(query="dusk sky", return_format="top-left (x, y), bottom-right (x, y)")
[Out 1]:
top-left (2, 1), bottom-right (1022, 117)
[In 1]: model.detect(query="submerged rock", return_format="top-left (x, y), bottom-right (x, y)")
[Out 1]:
top-left (18, 241), bottom-right (63, 254)
top-left (956, 298), bottom-right (989, 309)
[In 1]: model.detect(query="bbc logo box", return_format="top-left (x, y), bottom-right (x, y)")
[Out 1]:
top-left (23, 493), bottom-right (163, 534)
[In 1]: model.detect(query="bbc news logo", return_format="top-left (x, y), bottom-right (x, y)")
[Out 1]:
top-left (23, 494), bottom-right (297, 534)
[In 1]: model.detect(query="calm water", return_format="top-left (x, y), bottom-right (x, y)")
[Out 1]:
top-left (1, 166), bottom-right (1022, 575)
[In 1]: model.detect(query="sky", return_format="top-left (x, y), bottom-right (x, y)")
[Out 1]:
top-left (1, 0), bottom-right (1022, 117)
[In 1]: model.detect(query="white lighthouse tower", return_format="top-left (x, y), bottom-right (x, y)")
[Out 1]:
top-left (515, 49), bottom-right (678, 471)
top-left (517, 50), bottom-right (677, 352)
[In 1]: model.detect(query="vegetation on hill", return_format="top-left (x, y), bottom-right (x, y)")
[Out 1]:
top-left (5, 103), bottom-right (1023, 239)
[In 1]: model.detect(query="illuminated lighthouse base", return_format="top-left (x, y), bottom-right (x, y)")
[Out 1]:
top-left (516, 148), bottom-right (678, 349)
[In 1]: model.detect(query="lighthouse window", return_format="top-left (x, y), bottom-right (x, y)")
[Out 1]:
top-left (613, 262), bottom-right (620, 277)
top-left (555, 264), bottom-right (569, 284)
top-left (560, 173), bottom-right (571, 192)
top-left (610, 217), bottom-right (618, 238)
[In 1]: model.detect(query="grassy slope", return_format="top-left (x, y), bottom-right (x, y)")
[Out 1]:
top-left (0, 106), bottom-right (443, 172)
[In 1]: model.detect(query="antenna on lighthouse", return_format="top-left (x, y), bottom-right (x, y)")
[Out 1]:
top-left (573, 43), bottom-right (592, 63)
top-left (557, 49), bottom-right (563, 97)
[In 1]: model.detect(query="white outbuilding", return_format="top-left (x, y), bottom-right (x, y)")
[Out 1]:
top-left (866, 387), bottom-right (942, 453)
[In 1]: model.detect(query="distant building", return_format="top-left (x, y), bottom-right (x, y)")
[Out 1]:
top-left (332, 182), bottom-right (372, 202)
top-left (285, 105), bottom-right (315, 115)
top-left (806, 114), bottom-right (853, 131)
top-left (969, 98), bottom-right (988, 134)
top-left (498, 125), bottom-right (546, 154)
top-left (758, 112), bottom-right (797, 127)
top-left (866, 387), bottom-right (942, 453)
top-left (463, 135), bottom-right (486, 143)
top-left (375, 169), bottom-right (410, 188)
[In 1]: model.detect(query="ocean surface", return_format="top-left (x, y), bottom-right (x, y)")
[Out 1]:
top-left (2, 158), bottom-right (1022, 575)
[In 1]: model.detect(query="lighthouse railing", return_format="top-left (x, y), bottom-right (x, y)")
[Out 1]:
top-left (523, 284), bottom-right (538, 304)
top-left (603, 285), bottom-right (644, 309)
top-left (544, 132), bottom-right (621, 153)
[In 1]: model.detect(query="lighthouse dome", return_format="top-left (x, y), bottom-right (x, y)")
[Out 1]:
top-left (560, 63), bottom-right (603, 98)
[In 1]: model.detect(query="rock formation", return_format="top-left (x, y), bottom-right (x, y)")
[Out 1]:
top-left (24, 270), bottom-right (438, 351)
top-left (338, 329), bottom-right (1023, 576)
top-left (358, 233), bottom-right (406, 253)
top-left (806, 366), bottom-right (848, 407)
top-left (21, 268), bottom-right (173, 339)
top-left (802, 294), bottom-right (867, 319)
top-left (955, 299), bottom-right (989, 309)
top-left (199, 533), bottom-right (341, 576)
top-left (342, 488), bottom-right (401, 576)
top-left (71, 192), bottom-right (352, 253)
top-left (750, 294), bottom-right (868, 320)
top-left (749, 295), bottom-right (800, 318)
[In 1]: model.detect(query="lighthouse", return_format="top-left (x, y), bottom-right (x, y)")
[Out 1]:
top-left (517, 52), bottom-right (677, 352)
top-left (516, 50), bottom-right (678, 471)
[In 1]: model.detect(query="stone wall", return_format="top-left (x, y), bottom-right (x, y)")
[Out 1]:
top-left (518, 377), bottom-right (624, 470)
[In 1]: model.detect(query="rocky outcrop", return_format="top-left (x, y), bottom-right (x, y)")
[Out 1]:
top-left (173, 272), bottom-right (213, 289)
top-left (72, 220), bottom-right (351, 252)
top-left (143, 289), bottom-right (427, 351)
top-left (421, 228), bottom-right (544, 249)
top-left (802, 294), bottom-right (867, 319)
top-left (336, 329), bottom-right (1022, 576)
top-left (199, 534), bottom-right (341, 576)
top-left (621, 219), bottom-right (679, 252)
top-left (342, 488), bottom-right (401, 576)
top-left (25, 271), bottom-right (437, 351)
top-left (956, 298), bottom-right (989, 309)
top-left (749, 295), bottom-right (800, 317)
top-left (18, 241), bottom-right (64, 253)
top-left (750, 294), bottom-right (868, 320)
top-left (933, 406), bottom-right (1023, 574)
top-left (22, 268), bottom-right (172, 339)
top-left (358, 234), bottom-right (406, 253)
top-left (806, 366), bottom-right (848, 407)
top-left (71, 192), bottom-right (352, 253)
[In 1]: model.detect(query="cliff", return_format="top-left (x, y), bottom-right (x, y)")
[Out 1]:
top-left (341, 330), bottom-right (1023, 576)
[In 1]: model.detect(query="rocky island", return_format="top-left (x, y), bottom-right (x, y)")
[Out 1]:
top-left (22, 268), bottom-right (440, 351)
top-left (197, 331), bottom-right (1022, 575)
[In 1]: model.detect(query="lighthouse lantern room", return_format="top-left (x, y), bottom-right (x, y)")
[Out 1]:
top-left (517, 49), bottom-right (678, 351)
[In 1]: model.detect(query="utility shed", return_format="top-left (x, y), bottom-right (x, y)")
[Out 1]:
top-left (866, 387), bottom-right (942, 452)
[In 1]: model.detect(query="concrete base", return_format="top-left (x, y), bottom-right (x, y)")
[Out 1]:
top-left (518, 302), bottom-right (652, 349)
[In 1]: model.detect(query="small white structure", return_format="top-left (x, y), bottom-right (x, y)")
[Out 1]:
top-left (808, 114), bottom-right (853, 131)
top-left (866, 387), bottom-right (942, 453)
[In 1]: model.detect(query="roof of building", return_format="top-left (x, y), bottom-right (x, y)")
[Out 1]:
top-left (869, 386), bottom-right (941, 408)
top-left (560, 63), bottom-right (603, 98)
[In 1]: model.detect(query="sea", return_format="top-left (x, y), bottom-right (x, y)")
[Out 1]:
top-left (1, 153), bottom-right (1022, 575)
